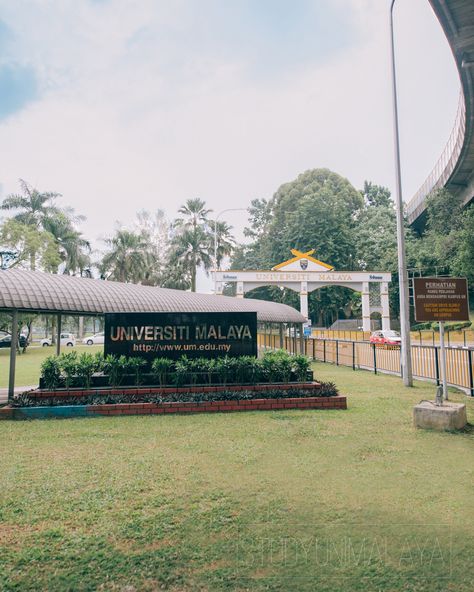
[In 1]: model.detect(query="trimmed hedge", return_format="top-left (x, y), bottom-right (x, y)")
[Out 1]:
top-left (39, 350), bottom-right (313, 390)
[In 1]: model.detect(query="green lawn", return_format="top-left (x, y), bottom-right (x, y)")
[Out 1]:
top-left (0, 345), bottom-right (103, 388)
top-left (0, 364), bottom-right (473, 591)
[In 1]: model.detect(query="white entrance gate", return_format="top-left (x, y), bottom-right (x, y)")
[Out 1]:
top-left (213, 249), bottom-right (392, 331)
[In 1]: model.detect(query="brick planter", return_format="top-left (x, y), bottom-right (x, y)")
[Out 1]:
top-left (0, 395), bottom-right (347, 420)
top-left (23, 381), bottom-right (323, 400)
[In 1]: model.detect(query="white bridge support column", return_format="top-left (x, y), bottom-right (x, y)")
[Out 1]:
top-left (381, 282), bottom-right (391, 330)
top-left (362, 282), bottom-right (371, 332)
top-left (236, 282), bottom-right (244, 299)
top-left (300, 282), bottom-right (308, 320)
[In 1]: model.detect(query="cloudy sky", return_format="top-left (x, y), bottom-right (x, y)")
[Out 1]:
top-left (0, 0), bottom-right (460, 259)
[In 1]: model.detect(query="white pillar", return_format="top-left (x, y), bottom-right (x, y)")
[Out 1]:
top-left (236, 282), bottom-right (244, 299)
top-left (381, 282), bottom-right (391, 330)
top-left (215, 281), bottom-right (223, 295)
top-left (300, 282), bottom-right (308, 320)
top-left (362, 282), bottom-right (371, 331)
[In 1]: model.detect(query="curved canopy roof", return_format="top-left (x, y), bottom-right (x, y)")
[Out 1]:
top-left (0, 269), bottom-right (306, 324)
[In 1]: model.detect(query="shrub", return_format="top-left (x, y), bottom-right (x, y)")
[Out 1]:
top-left (151, 358), bottom-right (175, 386)
top-left (126, 357), bottom-right (147, 386)
top-left (58, 351), bottom-right (78, 389)
top-left (104, 355), bottom-right (128, 387)
top-left (77, 352), bottom-right (96, 389)
top-left (174, 356), bottom-right (190, 386)
top-left (215, 356), bottom-right (236, 385)
top-left (40, 356), bottom-right (61, 390)
top-left (259, 350), bottom-right (293, 383)
top-left (292, 354), bottom-right (311, 382)
top-left (94, 351), bottom-right (105, 373)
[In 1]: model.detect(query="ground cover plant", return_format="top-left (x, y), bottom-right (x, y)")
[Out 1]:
top-left (0, 363), bottom-right (473, 591)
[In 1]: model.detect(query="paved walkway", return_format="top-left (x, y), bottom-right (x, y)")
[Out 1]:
top-left (0, 386), bottom-right (36, 405)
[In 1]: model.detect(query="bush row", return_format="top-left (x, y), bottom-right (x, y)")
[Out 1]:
top-left (40, 350), bottom-right (313, 390)
top-left (15, 382), bottom-right (339, 408)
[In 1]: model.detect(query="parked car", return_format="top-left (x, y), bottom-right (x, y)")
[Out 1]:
top-left (0, 333), bottom-right (28, 348)
top-left (82, 332), bottom-right (104, 345)
top-left (370, 330), bottom-right (401, 346)
top-left (41, 333), bottom-right (76, 347)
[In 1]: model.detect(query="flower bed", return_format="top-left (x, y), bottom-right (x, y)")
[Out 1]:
top-left (12, 380), bottom-right (339, 407)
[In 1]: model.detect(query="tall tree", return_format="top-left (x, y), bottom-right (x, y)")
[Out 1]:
top-left (0, 179), bottom-right (62, 270)
top-left (100, 229), bottom-right (152, 283)
top-left (42, 211), bottom-right (91, 275)
top-left (213, 220), bottom-right (235, 270)
top-left (171, 198), bottom-right (213, 292)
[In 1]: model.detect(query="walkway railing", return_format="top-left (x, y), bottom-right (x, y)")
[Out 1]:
top-left (257, 334), bottom-right (474, 396)
top-left (407, 93), bottom-right (466, 224)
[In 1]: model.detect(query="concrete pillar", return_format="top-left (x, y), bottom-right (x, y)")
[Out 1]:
top-left (300, 282), bottom-right (308, 320)
top-left (8, 309), bottom-right (18, 402)
top-left (381, 282), bottom-right (391, 330)
top-left (236, 282), bottom-right (244, 299)
top-left (362, 282), bottom-right (371, 332)
top-left (299, 323), bottom-right (305, 354)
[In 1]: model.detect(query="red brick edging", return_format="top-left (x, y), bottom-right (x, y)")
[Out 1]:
top-left (0, 395), bottom-right (347, 420)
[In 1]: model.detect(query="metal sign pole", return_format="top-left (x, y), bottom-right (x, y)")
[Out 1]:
top-left (439, 321), bottom-right (448, 401)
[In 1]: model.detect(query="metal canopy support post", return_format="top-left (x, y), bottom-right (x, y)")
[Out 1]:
top-left (279, 323), bottom-right (284, 350)
top-left (299, 323), bottom-right (304, 354)
top-left (56, 314), bottom-right (62, 357)
top-left (8, 309), bottom-right (18, 402)
top-left (439, 321), bottom-right (448, 400)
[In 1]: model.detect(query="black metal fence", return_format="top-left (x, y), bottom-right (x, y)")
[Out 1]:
top-left (258, 333), bottom-right (474, 396)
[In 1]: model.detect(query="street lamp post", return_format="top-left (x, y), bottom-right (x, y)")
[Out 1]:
top-left (390, 0), bottom-right (413, 386)
top-left (213, 208), bottom-right (247, 293)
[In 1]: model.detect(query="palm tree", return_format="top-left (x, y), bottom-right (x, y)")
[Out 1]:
top-left (170, 226), bottom-right (212, 292)
top-left (0, 179), bottom-right (62, 270)
top-left (42, 211), bottom-right (91, 275)
top-left (100, 229), bottom-right (153, 283)
top-left (175, 198), bottom-right (212, 231)
top-left (213, 220), bottom-right (235, 269)
top-left (171, 198), bottom-right (214, 292)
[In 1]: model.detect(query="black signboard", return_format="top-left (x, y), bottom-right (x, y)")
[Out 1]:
top-left (104, 311), bottom-right (257, 361)
top-left (413, 277), bottom-right (469, 322)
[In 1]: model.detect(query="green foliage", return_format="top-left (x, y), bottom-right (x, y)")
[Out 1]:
top-left (126, 357), bottom-right (147, 386)
top-left (93, 351), bottom-right (105, 373)
top-left (40, 356), bottom-right (61, 390)
top-left (174, 356), bottom-right (190, 386)
top-left (76, 352), bottom-right (96, 389)
top-left (58, 351), bottom-right (78, 389)
top-left (103, 355), bottom-right (128, 387)
top-left (292, 354), bottom-right (311, 382)
top-left (151, 357), bottom-right (175, 386)
top-left (259, 350), bottom-right (292, 383)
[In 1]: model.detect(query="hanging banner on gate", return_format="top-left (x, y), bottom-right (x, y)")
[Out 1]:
top-left (104, 311), bottom-right (257, 361)
top-left (413, 277), bottom-right (470, 322)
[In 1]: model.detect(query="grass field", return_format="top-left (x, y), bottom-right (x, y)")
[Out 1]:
top-left (0, 363), bottom-right (473, 591)
top-left (0, 345), bottom-right (103, 388)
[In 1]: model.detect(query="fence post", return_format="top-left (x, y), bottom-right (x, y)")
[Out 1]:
top-left (464, 331), bottom-right (466, 347)
top-left (468, 349), bottom-right (474, 397)
top-left (323, 340), bottom-right (326, 363)
top-left (352, 341), bottom-right (355, 371)
top-left (312, 338), bottom-right (315, 360)
top-left (336, 340), bottom-right (339, 366)
top-left (434, 346), bottom-right (440, 386)
top-left (372, 343), bottom-right (377, 375)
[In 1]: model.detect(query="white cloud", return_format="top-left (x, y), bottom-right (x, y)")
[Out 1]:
top-left (0, 0), bottom-right (460, 265)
